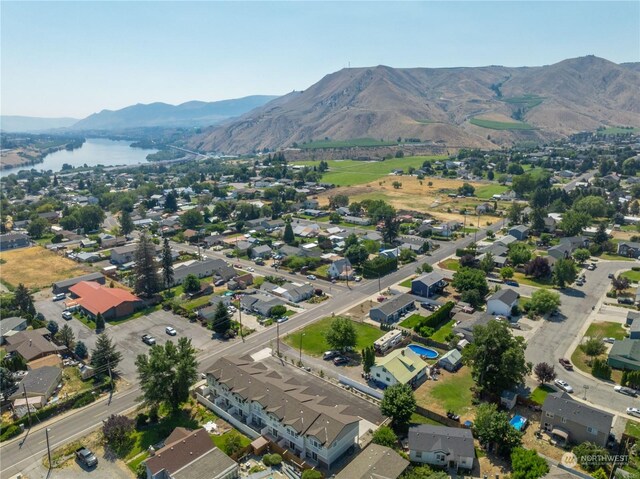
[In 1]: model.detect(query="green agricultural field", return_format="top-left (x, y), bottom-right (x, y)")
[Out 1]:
top-left (296, 156), bottom-right (445, 186)
top-left (503, 95), bottom-right (544, 108)
top-left (283, 316), bottom-right (384, 357)
top-left (470, 118), bottom-right (536, 131)
top-left (475, 184), bottom-right (509, 199)
top-left (300, 138), bottom-right (397, 149)
top-left (598, 127), bottom-right (640, 135)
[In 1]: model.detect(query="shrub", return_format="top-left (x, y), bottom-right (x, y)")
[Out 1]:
top-left (72, 391), bottom-right (96, 408)
top-left (0, 424), bottom-right (22, 442)
top-left (148, 407), bottom-right (159, 423)
top-left (302, 470), bottom-right (324, 479)
top-left (263, 453), bottom-right (283, 466)
top-left (136, 462), bottom-right (147, 479)
top-left (135, 413), bottom-right (148, 429)
top-left (412, 302), bottom-right (455, 336)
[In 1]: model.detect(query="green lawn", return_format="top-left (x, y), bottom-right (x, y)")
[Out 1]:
top-left (211, 430), bottom-right (252, 455)
top-left (300, 138), bottom-right (397, 149)
top-left (440, 258), bottom-right (460, 271)
top-left (621, 270), bottom-right (640, 283)
top-left (513, 272), bottom-right (554, 289)
top-left (470, 118), bottom-right (536, 130)
top-left (530, 384), bottom-right (555, 405)
top-left (410, 413), bottom-right (445, 426)
top-left (295, 155), bottom-right (445, 186)
top-left (183, 295), bottom-right (213, 312)
top-left (625, 420), bottom-right (640, 439)
top-left (283, 316), bottom-right (384, 357)
top-left (599, 253), bottom-right (636, 262)
top-left (127, 452), bottom-right (149, 474)
top-left (599, 127), bottom-right (640, 135)
top-left (475, 184), bottom-right (509, 199)
top-left (399, 314), bottom-right (425, 329)
top-left (585, 321), bottom-right (627, 340)
top-left (400, 277), bottom-right (415, 288)
top-left (423, 367), bottom-right (475, 415)
top-left (430, 319), bottom-right (456, 343)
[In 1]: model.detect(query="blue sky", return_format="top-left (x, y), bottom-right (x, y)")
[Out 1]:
top-left (2, 1), bottom-right (639, 118)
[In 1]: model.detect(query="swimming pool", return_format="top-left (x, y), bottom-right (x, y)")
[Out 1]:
top-left (510, 415), bottom-right (527, 431)
top-left (408, 344), bottom-right (439, 359)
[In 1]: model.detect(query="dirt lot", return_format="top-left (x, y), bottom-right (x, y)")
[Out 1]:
top-left (316, 176), bottom-right (504, 226)
top-left (0, 246), bottom-right (90, 289)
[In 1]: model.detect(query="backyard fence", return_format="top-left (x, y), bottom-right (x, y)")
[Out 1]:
top-left (338, 375), bottom-right (383, 400)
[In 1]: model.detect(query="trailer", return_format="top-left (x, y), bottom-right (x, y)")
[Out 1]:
top-left (374, 329), bottom-right (403, 354)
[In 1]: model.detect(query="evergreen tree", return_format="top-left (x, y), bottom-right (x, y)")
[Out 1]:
top-left (46, 320), bottom-right (59, 336)
top-left (161, 238), bottom-right (174, 290)
top-left (283, 221), bottom-right (294, 244)
top-left (134, 233), bottom-right (160, 298)
top-left (57, 324), bottom-right (76, 350)
top-left (95, 312), bottom-right (105, 331)
top-left (119, 210), bottom-right (134, 236)
top-left (75, 341), bottom-right (88, 359)
top-left (164, 191), bottom-right (178, 212)
top-left (90, 333), bottom-right (123, 375)
top-left (14, 283), bottom-right (36, 319)
top-left (211, 301), bottom-right (231, 334)
top-left (362, 346), bottom-right (376, 374)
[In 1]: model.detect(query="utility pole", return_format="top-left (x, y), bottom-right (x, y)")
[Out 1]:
top-left (22, 382), bottom-right (32, 429)
top-left (299, 333), bottom-right (305, 364)
top-left (236, 295), bottom-right (244, 342)
top-left (45, 428), bottom-right (52, 469)
top-left (276, 320), bottom-right (280, 357)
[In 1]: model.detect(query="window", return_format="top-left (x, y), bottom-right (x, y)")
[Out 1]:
top-left (289, 440), bottom-right (295, 449)
top-left (386, 377), bottom-right (391, 382)
top-left (545, 412), bottom-right (554, 418)
top-left (437, 454), bottom-right (445, 461)
top-left (587, 427), bottom-right (598, 435)
top-left (376, 373), bottom-right (380, 378)
top-left (561, 417), bottom-right (566, 424)
top-left (415, 451), bottom-right (422, 458)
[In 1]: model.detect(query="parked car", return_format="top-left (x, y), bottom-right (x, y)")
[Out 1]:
top-left (354, 276), bottom-right (362, 282)
top-left (505, 280), bottom-right (519, 287)
top-left (587, 264), bottom-right (595, 271)
top-left (247, 267), bottom-right (255, 272)
top-left (276, 317), bottom-right (288, 324)
top-left (306, 275), bottom-right (317, 280)
top-left (558, 358), bottom-right (573, 370)
top-left (75, 447), bottom-right (98, 468)
top-left (141, 334), bottom-right (156, 345)
top-left (377, 296), bottom-right (386, 302)
top-left (603, 337), bottom-right (616, 344)
top-left (214, 279), bottom-right (226, 287)
top-left (333, 356), bottom-right (348, 366)
top-left (575, 279), bottom-right (584, 286)
top-left (53, 293), bottom-right (66, 301)
top-left (608, 273), bottom-right (615, 279)
top-left (554, 379), bottom-right (574, 393)
top-left (234, 263), bottom-right (242, 268)
top-left (254, 258), bottom-right (265, 266)
top-left (627, 407), bottom-right (640, 418)
top-left (614, 386), bottom-right (637, 397)
top-left (62, 311), bottom-right (73, 320)
top-left (618, 297), bottom-right (635, 305)
top-left (323, 350), bottom-right (339, 360)
top-left (165, 327), bottom-right (177, 336)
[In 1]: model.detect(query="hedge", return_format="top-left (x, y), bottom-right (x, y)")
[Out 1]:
top-left (0, 424), bottom-right (22, 442)
top-left (362, 256), bottom-right (398, 278)
top-left (412, 301), bottom-right (455, 335)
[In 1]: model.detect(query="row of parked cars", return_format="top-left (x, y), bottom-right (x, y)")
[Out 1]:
top-left (323, 350), bottom-right (348, 365)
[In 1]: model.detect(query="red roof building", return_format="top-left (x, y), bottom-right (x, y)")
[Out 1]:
top-left (68, 281), bottom-right (141, 320)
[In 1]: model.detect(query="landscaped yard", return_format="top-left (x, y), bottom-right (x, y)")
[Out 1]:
top-left (211, 430), bottom-right (252, 454)
top-left (626, 420), bottom-right (640, 439)
top-left (439, 258), bottom-right (460, 271)
top-left (530, 384), bottom-right (555, 405)
top-left (571, 342), bottom-right (623, 384)
top-left (410, 412), bottom-right (445, 426)
top-left (283, 316), bottom-right (384, 357)
top-left (621, 269), bottom-right (640, 283)
top-left (399, 277), bottom-right (415, 288)
top-left (415, 366), bottom-right (475, 418)
top-left (399, 313), bottom-right (426, 329)
top-left (585, 321), bottom-right (627, 340)
top-left (513, 272), bottom-right (553, 289)
top-left (430, 319), bottom-right (456, 343)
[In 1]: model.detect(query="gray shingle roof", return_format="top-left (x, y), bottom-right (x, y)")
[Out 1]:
top-left (10, 366), bottom-right (62, 398)
top-left (488, 288), bottom-right (519, 306)
top-left (371, 293), bottom-right (415, 316)
top-left (335, 443), bottom-right (409, 479)
top-left (409, 425), bottom-right (475, 460)
top-left (414, 271), bottom-right (444, 287)
top-left (542, 392), bottom-right (613, 433)
top-left (52, 272), bottom-right (105, 289)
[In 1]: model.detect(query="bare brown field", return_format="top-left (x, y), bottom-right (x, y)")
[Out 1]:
top-left (0, 246), bottom-right (89, 289)
top-left (317, 176), bottom-right (503, 226)
top-left (0, 148), bottom-right (35, 168)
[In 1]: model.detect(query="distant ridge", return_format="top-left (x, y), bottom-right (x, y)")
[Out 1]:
top-left (188, 56), bottom-right (640, 154)
top-left (1, 116), bottom-right (79, 132)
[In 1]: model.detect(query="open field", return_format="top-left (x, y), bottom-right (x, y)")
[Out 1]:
top-left (599, 127), bottom-right (640, 135)
top-left (316, 175), bottom-right (504, 226)
top-left (0, 246), bottom-right (88, 289)
top-left (475, 184), bottom-right (509, 199)
top-left (502, 95), bottom-right (544, 109)
top-left (300, 138), bottom-right (397, 149)
top-left (470, 117), bottom-right (536, 130)
top-left (283, 316), bottom-right (384, 357)
top-left (295, 156), bottom-right (445, 186)
top-left (415, 366), bottom-right (475, 419)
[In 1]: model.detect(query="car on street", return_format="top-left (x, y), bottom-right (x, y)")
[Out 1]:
top-left (587, 264), bottom-right (595, 271)
top-left (603, 337), bottom-right (616, 344)
top-left (247, 267), bottom-right (255, 272)
top-left (306, 274), bottom-right (317, 280)
top-left (608, 273), bottom-right (615, 279)
top-left (323, 350), bottom-right (339, 360)
top-left (333, 356), bottom-right (348, 366)
top-left (614, 386), bottom-right (637, 397)
top-left (62, 311), bottom-right (73, 320)
top-left (276, 317), bottom-right (288, 323)
top-left (141, 334), bottom-right (156, 345)
top-left (234, 263), bottom-right (242, 268)
top-left (558, 358), bottom-right (573, 370)
top-left (53, 293), bottom-right (66, 301)
top-left (75, 447), bottom-right (98, 468)
top-left (575, 279), bottom-right (584, 286)
top-left (627, 407), bottom-right (640, 418)
top-left (554, 379), bottom-right (574, 393)
top-left (165, 327), bottom-right (177, 336)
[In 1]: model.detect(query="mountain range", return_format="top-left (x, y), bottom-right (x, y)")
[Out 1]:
top-left (188, 56), bottom-right (640, 153)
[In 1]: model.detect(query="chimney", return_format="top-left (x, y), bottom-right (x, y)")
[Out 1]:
top-left (29, 339), bottom-right (32, 346)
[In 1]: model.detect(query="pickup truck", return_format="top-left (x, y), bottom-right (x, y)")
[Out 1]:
top-left (75, 447), bottom-right (98, 467)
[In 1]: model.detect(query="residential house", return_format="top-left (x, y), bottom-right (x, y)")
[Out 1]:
top-left (303, 199), bottom-right (319, 209)
top-left (68, 281), bottom-right (142, 320)
top-left (234, 241), bottom-right (252, 255)
top-left (249, 244), bottom-right (272, 259)
top-left (198, 298), bottom-right (233, 322)
top-left (476, 203), bottom-right (494, 215)
top-left (171, 259), bottom-right (236, 287)
top-left (486, 289), bottom-right (519, 317)
top-left (9, 366), bottom-right (62, 408)
top-left (144, 427), bottom-right (238, 479)
top-left (99, 234), bottom-right (126, 248)
top-left (293, 224), bottom-right (321, 237)
top-left (411, 272), bottom-right (447, 298)
top-left (548, 243), bottom-right (572, 261)
top-left (509, 225), bottom-right (530, 241)
top-left (630, 319), bottom-right (640, 340)
top-left (408, 425), bottom-right (474, 471)
top-left (626, 310), bottom-right (640, 326)
top-left (240, 294), bottom-right (285, 317)
top-left (453, 312), bottom-right (492, 342)
top-left (438, 349), bottom-right (463, 372)
top-left (343, 216), bottom-right (371, 226)
top-left (74, 251), bottom-right (101, 263)
top-left (280, 283), bottom-right (314, 303)
top-left (617, 242), bottom-right (640, 258)
top-left (607, 339), bottom-right (640, 371)
top-left (0, 316), bottom-right (28, 345)
top-left (205, 356), bottom-right (360, 470)
top-left (370, 348), bottom-right (428, 388)
top-left (37, 211), bottom-right (60, 223)
top-left (4, 329), bottom-right (62, 362)
top-left (328, 258), bottom-right (354, 280)
top-left (110, 244), bottom-right (138, 265)
top-left (0, 233), bottom-right (30, 251)
top-left (399, 236), bottom-right (430, 253)
top-left (334, 444), bottom-right (409, 479)
top-left (543, 216), bottom-right (557, 232)
top-left (495, 235), bottom-right (518, 247)
top-left (203, 235), bottom-right (225, 248)
top-left (541, 392), bottom-right (614, 447)
top-left (369, 294), bottom-right (415, 324)
top-left (560, 236), bottom-right (589, 251)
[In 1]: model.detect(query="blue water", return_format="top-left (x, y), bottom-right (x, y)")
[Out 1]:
top-left (510, 415), bottom-right (527, 431)
top-left (408, 344), bottom-right (439, 359)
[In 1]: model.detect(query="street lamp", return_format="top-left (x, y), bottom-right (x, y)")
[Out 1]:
top-left (45, 428), bottom-right (52, 469)
top-left (299, 333), bottom-right (306, 364)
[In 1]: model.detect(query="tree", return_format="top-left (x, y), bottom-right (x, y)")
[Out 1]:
top-left (524, 256), bottom-right (551, 279)
top-left (560, 210), bottom-right (591, 236)
top-left (458, 183), bottom-right (475, 196)
top-left (582, 337), bottom-right (606, 362)
top-left (371, 425), bottom-right (398, 448)
top-left (119, 210), bottom-right (134, 236)
top-left (573, 248), bottom-right (591, 264)
top-left (534, 362), bottom-right (557, 384)
top-left (223, 431), bottom-right (244, 456)
top-left (90, 333), bottom-right (123, 375)
top-left (459, 254), bottom-right (478, 269)
top-left (382, 216), bottom-right (400, 244)
top-left (95, 312), bottom-right (105, 331)
top-left (392, 181), bottom-right (402, 189)
top-left (75, 341), bottom-right (88, 359)
top-left (328, 194), bottom-right (349, 208)
top-left (0, 367), bottom-right (16, 399)
top-left (269, 304), bottom-right (287, 319)
top-left (500, 267), bottom-right (514, 280)
top-left (161, 238), bottom-right (174, 290)
top-left (164, 191), bottom-right (178, 212)
top-left (27, 217), bottom-right (50, 239)
top-left (134, 233), bottom-right (161, 297)
top-left (46, 320), bottom-right (59, 336)
top-left (462, 320), bottom-right (531, 395)
top-left (572, 443), bottom-right (608, 472)
top-left (346, 244), bottom-right (369, 266)
top-left (529, 289), bottom-right (561, 316)
top-left (135, 337), bottom-right (198, 412)
top-left (478, 253), bottom-right (494, 274)
top-left (183, 274), bottom-right (201, 294)
top-left (362, 346), bottom-right (375, 374)
top-left (510, 448), bottom-right (549, 479)
top-left (14, 283), bottom-right (36, 318)
top-left (593, 222), bottom-right (609, 245)
top-left (211, 301), bottom-right (231, 334)
top-left (283, 222), bottom-right (295, 244)
top-left (301, 470), bottom-right (324, 479)
top-left (380, 383), bottom-right (416, 430)
top-left (180, 209), bottom-right (203, 229)
top-left (507, 203), bottom-right (524, 225)
top-left (452, 267), bottom-right (489, 297)
top-left (325, 317), bottom-right (357, 352)
top-left (553, 258), bottom-right (577, 288)
top-left (399, 248), bottom-right (417, 263)
top-left (102, 414), bottom-right (135, 452)
top-left (612, 276), bottom-right (630, 293)
top-left (508, 243), bottom-right (532, 266)
top-left (574, 196), bottom-right (608, 218)
top-left (461, 289), bottom-right (484, 308)
top-left (57, 324), bottom-right (76, 350)
top-left (473, 403), bottom-right (522, 456)
top-left (530, 208), bottom-right (546, 233)
top-left (329, 212), bottom-right (341, 224)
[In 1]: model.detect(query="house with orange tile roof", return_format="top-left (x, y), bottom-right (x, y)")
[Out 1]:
top-left (69, 281), bottom-right (142, 320)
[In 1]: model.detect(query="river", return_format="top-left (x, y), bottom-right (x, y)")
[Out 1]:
top-left (3, 138), bottom-right (159, 173)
